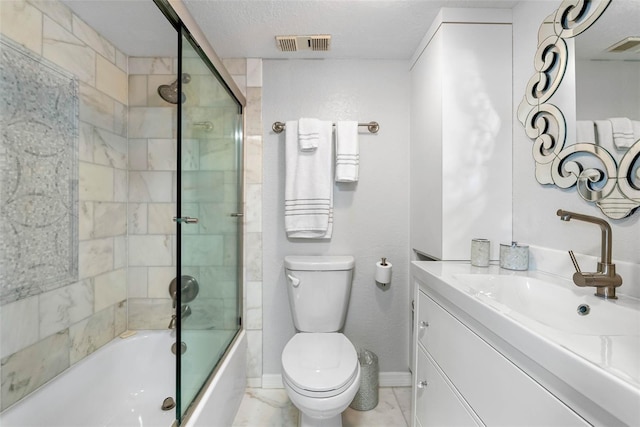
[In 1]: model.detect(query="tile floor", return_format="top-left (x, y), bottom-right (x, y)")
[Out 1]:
top-left (232, 387), bottom-right (411, 426)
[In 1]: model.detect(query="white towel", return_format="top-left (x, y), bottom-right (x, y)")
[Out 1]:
top-left (576, 120), bottom-right (596, 143)
top-left (595, 120), bottom-right (614, 151)
top-left (335, 121), bottom-right (359, 182)
top-left (609, 117), bottom-right (635, 149)
top-left (633, 121), bottom-right (640, 143)
top-left (298, 118), bottom-right (320, 151)
top-left (285, 120), bottom-right (333, 239)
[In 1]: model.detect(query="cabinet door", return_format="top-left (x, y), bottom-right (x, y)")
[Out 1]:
top-left (415, 347), bottom-right (481, 427)
top-left (419, 291), bottom-right (589, 426)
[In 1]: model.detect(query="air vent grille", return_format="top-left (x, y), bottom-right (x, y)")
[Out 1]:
top-left (310, 35), bottom-right (331, 51)
top-left (275, 35), bottom-right (331, 52)
top-left (606, 36), bottom-right (640, 53)
top-left (276, 36), bottom-right (298, 52)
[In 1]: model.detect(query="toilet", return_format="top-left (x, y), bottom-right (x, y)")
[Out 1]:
top-left (281, 255), bottom-right (361, 427)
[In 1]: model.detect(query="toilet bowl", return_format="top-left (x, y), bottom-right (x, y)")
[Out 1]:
top-left (282, 333), bottom-right (360, 427)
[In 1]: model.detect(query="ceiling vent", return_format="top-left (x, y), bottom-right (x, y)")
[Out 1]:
top-left (276, 35), bottom-right (331, 52)
top-left (606, 36), bottom-right (640, 53)
top-left (276, 36), bottom-right (298, 52)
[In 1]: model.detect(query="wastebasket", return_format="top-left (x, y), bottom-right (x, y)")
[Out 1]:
top-left (350, 349), bottom-right (379, 411)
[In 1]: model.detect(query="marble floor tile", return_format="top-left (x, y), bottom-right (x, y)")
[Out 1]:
top-left (393, 386), bottom-right (413, 426)
top-left (232, 387), bottom-right (410, 427)
top-left (232, 388), bottom-right (298, 427)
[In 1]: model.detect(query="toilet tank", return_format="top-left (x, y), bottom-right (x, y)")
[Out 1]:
top-left (284, 256), bottom-right (355, 333)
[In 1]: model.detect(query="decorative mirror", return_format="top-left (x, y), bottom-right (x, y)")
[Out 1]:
top-left (518, 0), bottom-right (640, 219)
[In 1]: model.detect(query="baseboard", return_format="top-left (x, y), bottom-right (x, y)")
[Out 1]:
top-left (247, 377), bottom-right (262, 388)
top-left (379, 371), bottom-right (412, 387)
top-left (261, 371), bottom-right (411, 389)
top-left (262, 374), bottom-right (284, 389)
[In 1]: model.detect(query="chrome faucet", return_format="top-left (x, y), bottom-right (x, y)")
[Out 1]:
top-left (557, 209), bottom-right (623, 299)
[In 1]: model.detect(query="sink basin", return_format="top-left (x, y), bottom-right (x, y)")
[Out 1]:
top-left (453, 274), bottom-right (640, 337)
top-left (451, 272), bottom-right (640, 388)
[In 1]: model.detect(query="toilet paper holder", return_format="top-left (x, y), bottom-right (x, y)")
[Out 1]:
top-left (375, 257), bottom-right (392, 288)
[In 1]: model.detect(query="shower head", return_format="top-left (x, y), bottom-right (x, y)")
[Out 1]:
top-left (157, 73), bottom-right (191, 104)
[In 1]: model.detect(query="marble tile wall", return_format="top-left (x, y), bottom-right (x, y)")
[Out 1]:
top-left (127, 57), bottom-right (178, 329)
top-left (222, 58), bottom-right (263, 387)
top-left (127, 57), bottom-right (246, 333)
top-left (0, 0), bottom-right (128, 411)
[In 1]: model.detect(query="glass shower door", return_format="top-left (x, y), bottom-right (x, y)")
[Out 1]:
top-left (176, 30), bottom-right (243, 421)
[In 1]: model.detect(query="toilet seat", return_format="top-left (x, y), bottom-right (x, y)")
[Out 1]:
top-left (282, 333), bottom-right (359, 398)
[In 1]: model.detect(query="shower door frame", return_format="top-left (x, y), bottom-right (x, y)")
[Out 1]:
top-left (153, 1), bottom-right (246, 425)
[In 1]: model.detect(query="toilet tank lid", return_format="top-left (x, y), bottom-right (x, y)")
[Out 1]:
top-left (284, 255), bottom-right (355, 271)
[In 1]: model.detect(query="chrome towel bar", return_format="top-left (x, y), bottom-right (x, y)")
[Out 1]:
top-left (272, 121), bottom-right (379, 134)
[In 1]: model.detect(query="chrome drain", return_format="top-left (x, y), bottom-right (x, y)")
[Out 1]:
top-left (577, 304), bottom-right (590, 316)
top-left (161, 397), bottom-right (176, 411)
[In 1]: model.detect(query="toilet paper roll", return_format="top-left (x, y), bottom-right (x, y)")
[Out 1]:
top-left (375, 261), bottom-right (392, 284)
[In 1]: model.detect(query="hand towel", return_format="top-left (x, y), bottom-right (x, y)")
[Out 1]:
top-left (298, 118), bottom-right (320, 151)
top-left (285, 120), bottom-right (333, 239)
top-left (335, 121), bottom-right (359, 182)
top-left (609, 117), bottom-right (635, 149)
top-left (633, 121), bottom-right (640, 143)
top-left (576, 120), bottom-right (596, 143)
top-left (595, 120), bottom-right (614, 151)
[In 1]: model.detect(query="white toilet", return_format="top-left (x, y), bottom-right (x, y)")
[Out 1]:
top-left (281, 255), bottom-right (361, 427)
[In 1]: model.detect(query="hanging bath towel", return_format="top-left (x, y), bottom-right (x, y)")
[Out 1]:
top-left (335, 121), bottom-right (359, 182)
top-left (284, 119), bottom-right (333, 239)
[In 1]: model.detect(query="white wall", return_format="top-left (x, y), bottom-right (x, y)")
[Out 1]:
top-left (262, 59), bottom-right (411, 377)
top-left (512, 2), bottom-right (639, 273)
top-left (576, 60), bottom-right (640, 121)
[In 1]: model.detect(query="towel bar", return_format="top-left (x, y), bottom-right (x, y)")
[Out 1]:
top-left (272, 121), bottom-right (379, 134)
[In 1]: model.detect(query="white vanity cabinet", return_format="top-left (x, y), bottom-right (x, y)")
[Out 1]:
top-left (412, 279), bottom-right (589, 427)
top-left (409, 10), bottom-right (513, 261)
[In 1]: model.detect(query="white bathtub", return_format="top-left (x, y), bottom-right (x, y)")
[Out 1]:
top-left (0, 330), bottom-right (246, 427)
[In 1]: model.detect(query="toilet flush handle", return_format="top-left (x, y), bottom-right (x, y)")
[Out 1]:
top-left (287, 274), bottom-right (300, 287)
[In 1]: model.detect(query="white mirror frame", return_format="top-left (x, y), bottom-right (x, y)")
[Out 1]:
top-left (517, 0), bottom-right (640, 219)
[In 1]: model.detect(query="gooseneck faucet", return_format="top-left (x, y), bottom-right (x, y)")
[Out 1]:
top-left (556, 209), bottom-right (622, 299)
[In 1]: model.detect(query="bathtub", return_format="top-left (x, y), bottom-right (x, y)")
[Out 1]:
top-left (0, 329), bottom-right (246, 427)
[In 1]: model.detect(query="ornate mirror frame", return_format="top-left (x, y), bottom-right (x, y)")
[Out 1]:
top-left (517, 0), bottom-right (640, 219)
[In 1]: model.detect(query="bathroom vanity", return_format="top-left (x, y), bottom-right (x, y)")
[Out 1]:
top-left (411, 261), bottom-right (640, 427)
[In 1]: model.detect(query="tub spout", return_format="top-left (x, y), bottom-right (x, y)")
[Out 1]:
top-left (168, 305), bottom-right (191, 329)
top-left (556, 209), bottom-right (623, 299)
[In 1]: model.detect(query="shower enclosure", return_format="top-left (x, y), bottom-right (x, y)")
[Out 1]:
top-left (0, 0), bottom-right (244, 425)
top-left (174, 27), bottom-right (244, 421)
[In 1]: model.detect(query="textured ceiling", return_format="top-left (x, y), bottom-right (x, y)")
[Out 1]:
top-left (182, 0), bottom-right (519, 60)
top-left (61, 0), bottom-right (638, 61)
top-left (575, 1), bottom-right (640, 61)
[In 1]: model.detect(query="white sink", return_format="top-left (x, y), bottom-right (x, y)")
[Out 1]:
top-left (453, 273), bottom-right (640, 337)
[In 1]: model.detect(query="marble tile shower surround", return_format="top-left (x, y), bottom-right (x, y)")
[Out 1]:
top-left (127, 55), bottom-right (245, 332)
top-left (0, 0), bottom-right (128, 412)
top-left (223, 58), bottom-right (264, 387)
top-left (0, 36), bottom-right (79, 305)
